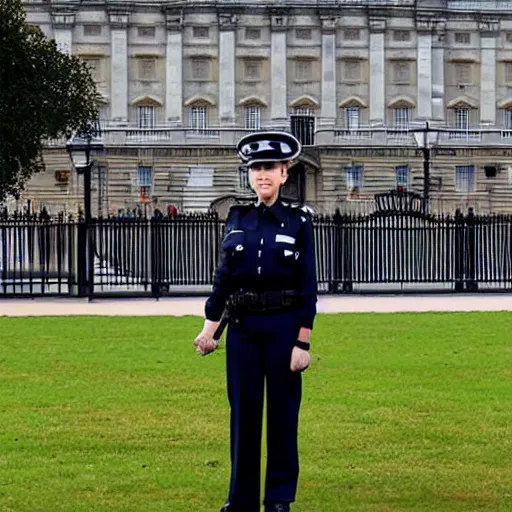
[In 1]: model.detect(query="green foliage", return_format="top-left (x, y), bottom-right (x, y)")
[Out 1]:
top-left (0, 0), bottom-right (99, 202)
top-left (0, 312), bottom-right (511, 511)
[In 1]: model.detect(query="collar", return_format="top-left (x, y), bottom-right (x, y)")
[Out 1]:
top-left (254, 199), bottom-right (288, 224)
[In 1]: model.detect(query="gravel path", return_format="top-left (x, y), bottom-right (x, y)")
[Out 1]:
top-left (2, 294), bottom-right (512, 317)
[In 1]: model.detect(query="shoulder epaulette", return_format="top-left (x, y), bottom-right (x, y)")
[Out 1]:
top-left (289, 203), bottom-right (314, 215)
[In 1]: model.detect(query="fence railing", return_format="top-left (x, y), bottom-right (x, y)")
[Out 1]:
top-left (1, 209), bottom-right (512, 297)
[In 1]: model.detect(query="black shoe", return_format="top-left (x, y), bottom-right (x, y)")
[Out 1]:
top-left (265, 504), bottom-right (290, 512)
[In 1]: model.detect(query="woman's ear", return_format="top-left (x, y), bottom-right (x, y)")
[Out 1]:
top-left (280, 163), bottom-right (289, 184)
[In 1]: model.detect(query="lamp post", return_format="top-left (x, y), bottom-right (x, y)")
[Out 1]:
top-left (66, 130), bottom-right (104, 297)
top-left (66, 131), bottom-right (104, 222)
top-left (412, 122), bottom-right (440, 212)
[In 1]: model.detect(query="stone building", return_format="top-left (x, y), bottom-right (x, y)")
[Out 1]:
top-left (18, 0), bottom-right (512, 215)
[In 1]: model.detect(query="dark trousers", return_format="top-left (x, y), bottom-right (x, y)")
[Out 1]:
top-left (225, 310), bottom-right (302, 512)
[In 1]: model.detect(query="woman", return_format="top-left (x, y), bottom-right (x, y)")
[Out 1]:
top-left (194, 131), bottom-right (317, 512)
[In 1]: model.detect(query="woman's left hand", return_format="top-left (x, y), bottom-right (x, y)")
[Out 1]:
top-left (290, 346), bottom-right (311, 373)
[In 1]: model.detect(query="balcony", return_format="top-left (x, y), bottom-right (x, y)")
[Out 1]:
top-left (162, 0), bottom-right (413, 5)
top-left (43, 123), bottom-right (512, 150)
top-left (448, 0), bottom-right (512, 10)
top-left (317, 126), bottom-right (512, 147)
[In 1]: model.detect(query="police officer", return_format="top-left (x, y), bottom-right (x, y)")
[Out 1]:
top-left (194, 131), bottom-right (317, 512)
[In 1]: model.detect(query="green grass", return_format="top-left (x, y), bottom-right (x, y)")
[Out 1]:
top-left (0, 312), bottom-right (511, 512)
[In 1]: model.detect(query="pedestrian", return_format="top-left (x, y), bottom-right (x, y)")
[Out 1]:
top-left (193, 131), bottom-right (317, 512)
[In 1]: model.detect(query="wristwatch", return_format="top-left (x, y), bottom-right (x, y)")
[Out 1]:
top-left (294, 340), bottom-right (310, 351)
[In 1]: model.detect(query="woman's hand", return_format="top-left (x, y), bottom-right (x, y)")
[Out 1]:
top-left (193, 319), bottom-right (220, 356)
top-left (290, 346), bottom-right (311, 372)
top-left (194, 332), bottom-right (219, 356)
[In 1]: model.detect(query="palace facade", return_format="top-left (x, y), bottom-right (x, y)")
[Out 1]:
top-left (18, 0), bottom-right (512, 215)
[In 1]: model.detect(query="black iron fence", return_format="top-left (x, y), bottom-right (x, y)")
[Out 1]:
top-left (2, 208), bottom-right (512, 297)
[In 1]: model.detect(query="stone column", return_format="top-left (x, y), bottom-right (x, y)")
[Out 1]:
top-left (320, 17), bottom-right (337, 126)
top-left (431, 20), bottom-right (446, 123)
top-left (165, 12), bottom-right (183, 126)
top-left (218, 13), bottom-right (237, 125)
top-left (479, 19), bottom-right (499, 125)
top-left (270, 13), bottom-right (288, 126)
top-left (416, 17), bottom-right (433, 120)
top-left (369, 17), bottom-right (386, 125)
top-left (109, 11), bottom-right (130, 124)
top-left (51, 10), bottom-right (75, 55)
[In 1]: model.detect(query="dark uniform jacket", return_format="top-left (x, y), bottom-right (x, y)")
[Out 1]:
top-left (205, 200), bottom-right (317, 330)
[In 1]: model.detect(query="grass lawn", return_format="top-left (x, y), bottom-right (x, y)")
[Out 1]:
top-left (0, 312), bottom-right (511, 512)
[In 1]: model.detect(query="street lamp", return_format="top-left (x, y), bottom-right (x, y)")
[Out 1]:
top-left (66, 129), bottom-right (103, 298)
top-left (411, 121), bottom-right (440, 212)
top-left (66, 130), bottom-right (104, 223)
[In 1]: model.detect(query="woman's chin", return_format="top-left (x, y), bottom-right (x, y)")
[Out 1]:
top-left (257, 188), bottom-right (275, 199)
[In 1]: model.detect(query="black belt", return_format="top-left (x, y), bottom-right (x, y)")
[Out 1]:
top-left (230, 289), bottom-right (299, 312)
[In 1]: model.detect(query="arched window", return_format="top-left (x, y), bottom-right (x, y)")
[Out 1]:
top-left (185, 95), bottom-right (216, 133)
top-left (339, 96), bottom-right (367, 130)
top-left (388, 97), bottom-right (416, 131)
top-left (447, 96), bottom-right (477, 138)
top-left (497, 99), bottom-right (512, 132)
top-left (131, 95), bottom-right (163, 129)
top-left (239, 96), bottom-right (267, 130)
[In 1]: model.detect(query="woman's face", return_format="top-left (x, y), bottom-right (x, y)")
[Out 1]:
top-left (249, 161), bottom-right (288, 204)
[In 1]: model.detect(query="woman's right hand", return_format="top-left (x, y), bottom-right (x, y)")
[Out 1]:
top-left (193, 319), bottom-right (220, 356)
top-left (194, 332), bottom-right (219, 356)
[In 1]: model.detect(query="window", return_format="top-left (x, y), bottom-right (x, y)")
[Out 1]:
top-left (82, 57), bottom-right (100, 81)
top-left (395, 166), bottom-right (408, 188)
top-left (83, 25), bottom-right (101, 37)
top-left (138, 58), bottom-right (156, 80)
top-left (455, 32), bottom-right (471, 44)
top-left (505, 109), bottom-right (512, 129)
top-left (455, 165), bottom-right (475, 193)
top-left (392, 61), bottom-right (410, 84)
top-left (92, 106), bottom-right (108, 133)
top-left (345, 165), bottom-right (363, 191)
top-left (393, 30), bottom-right (410, 42)
top-left (505, 62), bottom-right (512, 83)
top-left (137, 106), bottom-right (156, 129)
top-left (190, 105), bottom-right (207, 132)
top-left (137, 166), bottom-right (152, 203)
top-left (345, 107), bottom-right (360, 130)
top-left (96, 166), bottom-right (109, 217)
top-left (245, 28), bottom-right (261, 40)
top-left (294, 106), bottom-right (314, 116)
top-left (138, 26), bottom-right (155, 38)
top-left (244, 60), bottom-right (261, 80)
top-left (296, 28), bottom-right (312, 40)
top-left (93, 105), bottom-right (108, 131)
top-left (343, 60), bottom-right (361, 81)
top-left (191, 58), bottom-right (210, 80)
top-left (99, 105), bottom-right (108, 123)
top-left (507, 33), bottom-right (512, 43)
top-left (137, 166), bottom-right (153, 187)
top-left (244, 106), bottom-right (261, 130)
top-left (295, 60), bottom-right (313, 81)
top-left (343, 29), bottom-right (360, 41)
top-left (455, 108), bottom-right (469, 130)
top-left (393, 107), bottom-right (410, 130)
top-left (239, 165), bottom-right (250, 190)
top-left (455, 62), bottom-right (472, 84)
top-left (193, 26), bottom-right (209, 39)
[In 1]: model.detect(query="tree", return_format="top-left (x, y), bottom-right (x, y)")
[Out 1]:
top-left (0, 0), bottom-right (100, 203)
